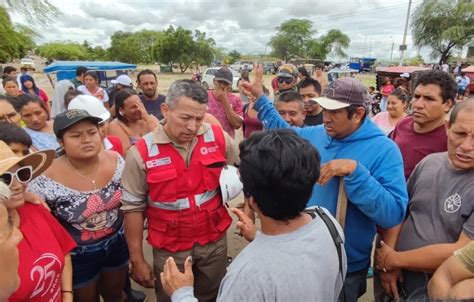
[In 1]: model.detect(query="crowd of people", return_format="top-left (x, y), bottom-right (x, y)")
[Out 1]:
top-left (0, 59), bottom-right (472, 302)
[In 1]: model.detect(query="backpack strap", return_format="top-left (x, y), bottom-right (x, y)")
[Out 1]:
top-left (305, 207), bottom-right (344, 282)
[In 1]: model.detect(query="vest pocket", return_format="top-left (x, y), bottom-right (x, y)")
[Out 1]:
top-left (146, 167), bottom-right (178, 202)
top-left (209, 206), bottom-right (232, 233)
top-left (200, 156), bottom-right (226, 191)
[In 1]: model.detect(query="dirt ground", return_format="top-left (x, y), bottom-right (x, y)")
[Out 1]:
top-left (22, 61), bottom-right (375, 301)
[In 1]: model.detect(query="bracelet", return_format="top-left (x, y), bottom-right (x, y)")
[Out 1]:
top-left (61, 290), bottom-right (73, 294)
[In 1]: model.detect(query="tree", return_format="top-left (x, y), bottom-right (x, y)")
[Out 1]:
top-left (411, 0), bottom-right (474, 64)
top-left (269, 19), bottom-right (313, 61)
top-left (108, 30), bottom-right (161, 64)
top-left (269, 19), bottom-right (350, 61)
top-left (0, 7), bottom-right (37, 62)
top-left (227, 50), bottom-right (241, 64)
top-left (404, 54), bottom-right (425, 65)
top-left (4, 0), bottom-right (59, 25)
top-left (37, 42), bottom-right (88, 60)
top-left (153, 26), bottom-right (215, 73)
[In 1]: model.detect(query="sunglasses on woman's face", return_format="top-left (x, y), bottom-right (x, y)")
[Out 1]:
top-left (278, 77), bottom-right (293, 85)
top-left (1, 166), bottom-right (33, 187)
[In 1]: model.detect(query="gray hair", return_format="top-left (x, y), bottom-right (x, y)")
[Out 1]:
top-left (165, 80), bottom-right (208, 108)
top-left (0, 182), bottom-right (10, 203)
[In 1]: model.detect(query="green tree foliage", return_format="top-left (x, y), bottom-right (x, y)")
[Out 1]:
top-left (269, 19), bottom-right (350, 61)
top-left (0, 7), bottom-right (37, 62)
top-left (5, 0), bottom-right (59, 25)
top-left (153, 26), bottom-right (215, 73)
top-left (411, 0), bottom-right (474, 64)
top-left (404, 53), bottom-right (425, 65)
top-left (108, 30), bottom-right (159, 64)
top-left (37, 42), bottom-right (88, 60)
top-left (227, 50), bottom-right (241, 64)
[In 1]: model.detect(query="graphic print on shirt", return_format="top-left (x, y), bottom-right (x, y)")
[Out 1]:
top-left (29, 253), bottom-right (62, 301)
top-left (444, 193), bottom-right (462, 213)
top-left (76, 190), bottom-right (122, 241)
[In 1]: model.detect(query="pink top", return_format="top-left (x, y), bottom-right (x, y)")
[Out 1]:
top-left (207, 91), bottom-right (243, 138)
top-left (382, 84), bottom-right (395, 96)
top-left (372, 111), bottom-right (394, 135)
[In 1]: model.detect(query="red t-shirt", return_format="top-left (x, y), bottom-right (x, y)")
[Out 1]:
top-left (9, 203), bottom-right (76, 302)
top-left (391, 116), bottom-right (447, 179)
top-left (104, 135), bottom-right (124, 157)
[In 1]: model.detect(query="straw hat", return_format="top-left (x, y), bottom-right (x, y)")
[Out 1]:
top-left (0, 141), bottom-right (55, 178)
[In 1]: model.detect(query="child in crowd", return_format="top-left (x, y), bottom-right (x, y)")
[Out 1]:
top-left (0, 122), bottom-right (32, 156)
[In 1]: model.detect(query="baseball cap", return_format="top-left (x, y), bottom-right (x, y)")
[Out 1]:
top-left (316, 77), bottom-right (368, 110)
top-left (111, 74), bottom-right (133, 87)
top-left (214, 67), bottom-right (233, 85)
top-left (400, 72), bottom-right (410, 78)
top-left (53, 109), bottom-right (102, 136)
top-left (68, 95), bottom-right (111, 122)
top-left (277, 64), bottom-right (298, 78)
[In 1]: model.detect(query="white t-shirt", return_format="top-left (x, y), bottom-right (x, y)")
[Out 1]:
top-left (77, 85), bottom-right (109, 103)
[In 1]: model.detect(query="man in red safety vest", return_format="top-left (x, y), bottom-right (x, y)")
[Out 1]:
top-left (121, 79), bottom-right (239, 302)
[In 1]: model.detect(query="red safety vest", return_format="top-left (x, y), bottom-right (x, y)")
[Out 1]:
top-left (135, 125), bottom-right (232, 252)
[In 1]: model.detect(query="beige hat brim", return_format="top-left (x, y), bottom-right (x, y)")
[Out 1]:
top-left (0, 149), bottom-right (55, 179)
top-left (315, 97), bottom-right (350, 110)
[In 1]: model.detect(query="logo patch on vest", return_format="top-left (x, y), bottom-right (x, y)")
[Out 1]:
top-left (200, 146), bottom-right (219, 155)
top-left (146, 157), bottom-right (172, 168)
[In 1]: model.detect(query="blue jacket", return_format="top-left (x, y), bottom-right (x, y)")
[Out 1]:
top-left (255, 95), bottom-right (408, 272)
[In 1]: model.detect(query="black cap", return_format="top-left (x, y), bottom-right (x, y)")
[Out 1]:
top-left (53, 109), bottom-right (102, 136)
top-left (214, 67), bottom-right (233, 85)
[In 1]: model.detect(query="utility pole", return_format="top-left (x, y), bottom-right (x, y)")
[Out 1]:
top-left (399, 0), bottom-right (412, 66)
top-left (390, 40), bottom-right (395, 63)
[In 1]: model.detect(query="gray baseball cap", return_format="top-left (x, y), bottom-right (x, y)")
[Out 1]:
top-left (214, 67), bottom-right (233, 85)
top-left (316, 77), bottom-right (368, 110)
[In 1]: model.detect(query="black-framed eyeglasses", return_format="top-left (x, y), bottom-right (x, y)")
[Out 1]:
top-left (1, 166), bottom-right (33, 187)
top-left (278, 77), bottom-right (293, 84)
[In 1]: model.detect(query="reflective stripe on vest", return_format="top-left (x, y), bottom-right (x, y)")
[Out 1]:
top-left (203, 127), bottom-right (216, 143)
top-left (143, 132), bottom-right (159, 157)
top-left (148, 189), bottom-right (218, 210)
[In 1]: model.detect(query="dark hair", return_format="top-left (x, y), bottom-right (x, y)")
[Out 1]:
top-left (3, 66), bottom-right (17, 75)
top-left (346, 104), bottom-right (367, 121)
top-left (20, 74), bottom-right (40, 96)
top-left (14, 93), bottom-right (49, 119)
top-left (390, 87), bottom-right (410, 103)
top-left (415, 70), bottom-right (457, 103)
top-left (115, 88), bottom-right (137, 123)
top-left (314, 64), bottom-right (324, 70)
top-left (0, 122), bottom-right (32, 148)
top-left (137, 69), bottom-right (157, 83)
top-left (83, 71), bottom-right (100, 85)
top-left (276, 91), bottom-right (304, 111)
top-left (297, 77), bottom-right (322, 95)
top-left (449, 99), bottom-right (474, 125)
top-left (239, 129), bottom-right (321, 221)
top-left (368, 86), bottom-right (375, 91)
top-left (20, 66), bottom-right (27, 72)
top-left (64, 89), bottom-right (82, 108)
top-left (297, 66), bottom-right (311, 79)
top-left (2, 76), bottom-right (18, 88)
top-left (76, 66), bottom-right (88, 77)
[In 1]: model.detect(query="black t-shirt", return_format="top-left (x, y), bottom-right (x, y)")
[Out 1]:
top-left (304, 111), bottom-right (323, 126)
top-left (139, 94), bottom-right (166, 120)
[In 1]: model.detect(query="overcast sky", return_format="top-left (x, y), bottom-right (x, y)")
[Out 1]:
top-left (14, 0), bottom-right (440, 62)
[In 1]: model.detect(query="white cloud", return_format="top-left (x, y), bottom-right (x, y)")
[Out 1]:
top-left (13, 0), bottom-right (430, 62)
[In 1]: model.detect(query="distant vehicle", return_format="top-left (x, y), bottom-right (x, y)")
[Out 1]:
top-left (201, 67), bottom-right (240, 92)
top-left (43, 60), bottom-right (136, 88)
top-left (20, 58), bottom-right (35, 71)
top-left (349, 57), bottom-right (377, 73)
top-left (230, 61), bottom-right (253, 72)
top-left (375, 66), bottom-right (431, 95)
top-left (263, 62), bottom-right (276, 74)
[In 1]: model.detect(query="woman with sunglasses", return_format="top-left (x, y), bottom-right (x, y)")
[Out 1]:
top-left (28, 109), bottom-right (129, 302)
top-left (0, 141), bottom-right (76, 302)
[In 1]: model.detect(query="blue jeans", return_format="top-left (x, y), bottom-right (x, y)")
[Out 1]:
top-left (339, 268), bottom-right (368, 302)
top-left (380, 96), bottom-right (388, 111)
top-left (71, 227), bottom-right (129, 288)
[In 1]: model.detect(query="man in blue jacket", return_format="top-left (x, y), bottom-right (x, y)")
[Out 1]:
top-left (242, 65), bottom-right (408, 301)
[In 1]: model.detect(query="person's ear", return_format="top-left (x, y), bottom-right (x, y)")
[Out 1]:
top-left (161, 103), bottom-right (169, 120)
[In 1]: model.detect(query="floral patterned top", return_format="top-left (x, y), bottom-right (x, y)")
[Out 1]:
top-left (28, 156), bottom-right (124, 246)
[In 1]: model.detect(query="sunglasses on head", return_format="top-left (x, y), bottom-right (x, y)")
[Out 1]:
top-left (1, 166), bottom-right (33, 187)
top-left (278, 77), bottom-right (293, 84)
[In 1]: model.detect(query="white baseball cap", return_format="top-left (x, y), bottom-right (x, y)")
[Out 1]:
top-left (111, 74), bottom-right (133, 87)
top-left (219, 165), bottom-right (243, 203)
top-left (68, 95), bottom-right (111, 122)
